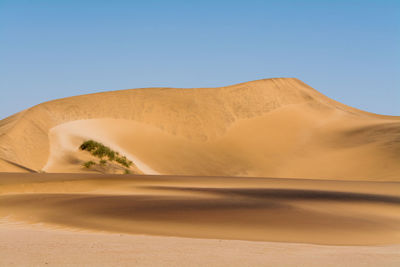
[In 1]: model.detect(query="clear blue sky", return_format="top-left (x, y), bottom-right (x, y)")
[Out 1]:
top-left (1, 0), bottom-right (399, 119)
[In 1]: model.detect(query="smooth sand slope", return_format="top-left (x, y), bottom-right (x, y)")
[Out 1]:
top-left (0, 78), bottom-right (399, 179)
top-left (1, 173), bottom-right (400, 245)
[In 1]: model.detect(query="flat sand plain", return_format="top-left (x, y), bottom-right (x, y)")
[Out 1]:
top-left (1, 220), bottom-right (400, 267)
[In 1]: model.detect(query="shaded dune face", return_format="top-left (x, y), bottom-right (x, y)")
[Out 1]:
top-left (1, 173), bottom-right (400, 245)
top-left (0, 78), bottom-right (399, 179)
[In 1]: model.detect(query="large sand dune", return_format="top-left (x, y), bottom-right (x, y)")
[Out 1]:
top-left (0, 78), bottom-right (399, 179)
top-left (1, 78), bottom-right (399, 265)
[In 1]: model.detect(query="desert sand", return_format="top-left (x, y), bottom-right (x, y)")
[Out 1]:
top-left (1, 78), bottom-right (399, 178)
top-left (0, 78), bottom-right (399, 266)
top-left (1, 220), bottom-right (400, 267)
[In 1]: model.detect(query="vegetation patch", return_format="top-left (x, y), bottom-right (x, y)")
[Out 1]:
top-left (80, 140), bottom-right (133, 173)
top-left (83, 160), bottom-right (96, 169)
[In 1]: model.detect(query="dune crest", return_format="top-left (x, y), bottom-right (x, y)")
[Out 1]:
top-left (0, 78), bottom-right (399, 179)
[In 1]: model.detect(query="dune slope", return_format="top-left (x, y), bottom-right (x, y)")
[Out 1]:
top-left (1, 173), bottom-right (400, 245)
top-left (0, 78), bottom-right (399, 179)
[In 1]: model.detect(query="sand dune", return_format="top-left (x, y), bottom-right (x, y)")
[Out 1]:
top-left (1, 172), bottom-right (399, 245)
top-left (1, 78), bottom-right (399, 265)
top-left (0, 78), bottom-right (399, 179)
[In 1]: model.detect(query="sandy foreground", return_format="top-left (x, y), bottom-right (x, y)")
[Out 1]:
top-left (1, 220), bottom-right (400, 267)
top-left (1, 172), bottom-right (400, 266)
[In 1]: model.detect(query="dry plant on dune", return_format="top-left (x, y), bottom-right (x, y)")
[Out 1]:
top-left (83, 160), bottom-right (96, 168)
top-left (80, 140), bottom-right (133, 171)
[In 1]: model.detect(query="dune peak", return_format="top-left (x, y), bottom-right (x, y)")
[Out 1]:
top-left (0, 78), bottom-right (398, 179)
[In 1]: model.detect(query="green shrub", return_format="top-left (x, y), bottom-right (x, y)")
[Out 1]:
top-left (116, 155), bottom-right (133, 168)
top-left (80, 140), bottom-right (98, 152)
top-left (92, 146), bottom-right (108, 159)
top-left (83, 161), bottom-right (96, 168)
top-left (107, 150), bottom-right (115, 161)
top-left (124, 169), bottom-right (131, 174)
top-left (79, 140), bottom-right (134, 170)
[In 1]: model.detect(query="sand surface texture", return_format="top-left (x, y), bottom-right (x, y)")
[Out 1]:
top-left (0, 78), bottom-right (399, 265)
top-left (1, 219), bottom-right (400, 267)
top-left (1, 173), bottom-right (399, 245)
top-left (0, 172), bottom-right (399, 266)
top-left (0, 78), bottom-right (399, 179)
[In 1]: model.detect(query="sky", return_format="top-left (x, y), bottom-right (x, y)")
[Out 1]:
top-left (0, 0), bottom-right (399, 119)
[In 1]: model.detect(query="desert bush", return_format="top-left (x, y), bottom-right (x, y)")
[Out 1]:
top-left (80, 140), bottom-right (98, 152)
top-left (79, 140), bottom-right (133, 170)
top-left (116, 155), bottom-right (132, 168)
top-left (92, 146), bottom-right (108, 159)
top-left (83, 161), bottom-right (96, 168)
top-left (81, 140), bottom-right (111, 159)
top-left (106, 150), bottom-right (115, 161)
top-left (124, 169), bottom-right (131, 174)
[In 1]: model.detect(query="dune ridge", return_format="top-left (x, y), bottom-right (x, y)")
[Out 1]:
top-left (0, 78), bottom-right (398, 179)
